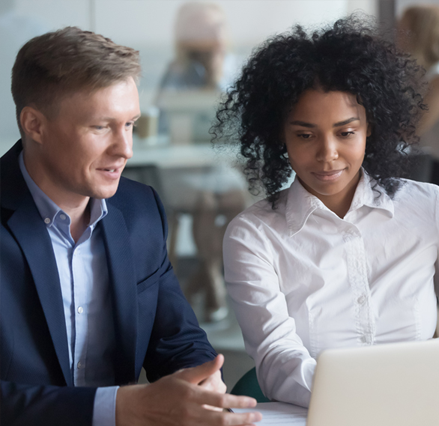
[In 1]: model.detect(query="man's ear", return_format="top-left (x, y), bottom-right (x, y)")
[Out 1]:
top-left (20, 106), bottom-right (47, 144)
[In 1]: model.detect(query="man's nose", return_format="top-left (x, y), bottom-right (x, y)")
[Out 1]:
top-left (111, 127), bottom-right (133, 159)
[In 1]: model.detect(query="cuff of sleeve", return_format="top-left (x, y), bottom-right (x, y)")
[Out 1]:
top-left (92, 386), bottom-right (119, 426)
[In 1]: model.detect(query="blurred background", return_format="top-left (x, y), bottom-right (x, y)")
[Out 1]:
top-left (1, 0), bottom-right (438, 390)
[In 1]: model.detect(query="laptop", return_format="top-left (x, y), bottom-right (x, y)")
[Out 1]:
top-left (307, 338), bottom-right (439, 426)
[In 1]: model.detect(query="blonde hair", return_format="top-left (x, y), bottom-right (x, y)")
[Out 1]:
top-left (174, 2), bottom-right (227, 50)
top-left (12, 26), bottom-right (141, 135)
top-left (399, 5), bottom-right (439, 69)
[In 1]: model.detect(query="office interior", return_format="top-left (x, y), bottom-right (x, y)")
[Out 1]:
top-left (1, 0), bottom-right (437, 390)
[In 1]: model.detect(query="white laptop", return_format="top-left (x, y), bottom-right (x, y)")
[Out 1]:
top-left (307, 338), bottom-right (439, 426)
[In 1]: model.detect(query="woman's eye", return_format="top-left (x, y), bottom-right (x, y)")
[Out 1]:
top-left (341, 131), bottom-right (355, 137)
top-left (298, 133), bottom-right (312, 139)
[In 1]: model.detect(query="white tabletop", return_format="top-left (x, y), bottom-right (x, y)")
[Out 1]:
top-left (234, 402), bottom-right (308, 426)
top-left (128, 139), bottom-right (219, 168)
top-left (0, 137), bottom-right (235, 169)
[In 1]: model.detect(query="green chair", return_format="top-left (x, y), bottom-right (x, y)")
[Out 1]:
top-left (230, 367), bottom-right (270, 403)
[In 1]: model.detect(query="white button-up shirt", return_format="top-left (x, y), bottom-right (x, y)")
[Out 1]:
top-left (224, 172), bottom-right (439, 408)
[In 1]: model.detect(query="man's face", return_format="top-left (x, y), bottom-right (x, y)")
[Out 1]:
top-left (34, 77), bottom-right (140, 205)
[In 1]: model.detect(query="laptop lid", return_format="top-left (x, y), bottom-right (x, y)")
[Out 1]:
top-left (307, 339), bottom-right (439, 426)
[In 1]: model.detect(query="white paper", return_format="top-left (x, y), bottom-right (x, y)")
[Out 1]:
top-left (234, 402), bottom-right (308, 425)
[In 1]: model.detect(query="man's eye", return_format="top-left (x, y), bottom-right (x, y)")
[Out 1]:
top-left (93, 125), bottom-right (105, 130)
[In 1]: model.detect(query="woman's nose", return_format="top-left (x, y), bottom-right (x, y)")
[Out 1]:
top-left (316, 137), bottom-right (339, 162)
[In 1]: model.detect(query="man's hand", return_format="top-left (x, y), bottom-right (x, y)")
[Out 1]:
top-left (116, 354), bottom-right (262, 426)
top-left (198, 360), bottom-right (226, 393)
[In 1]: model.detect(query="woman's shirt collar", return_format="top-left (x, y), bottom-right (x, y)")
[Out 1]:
top-left (285, 169), bottom-right (395, 237)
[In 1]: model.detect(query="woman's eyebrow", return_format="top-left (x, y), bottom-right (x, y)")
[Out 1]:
top-left (289, 117), bottom-right (360, 128)
top-left (289, 120), bottom-right (316, 128)
top-left (333, 117), bottom-right (360, 127)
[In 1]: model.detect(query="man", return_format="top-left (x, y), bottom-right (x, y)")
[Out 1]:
top-left (0, 27), bottom-right (261, 426)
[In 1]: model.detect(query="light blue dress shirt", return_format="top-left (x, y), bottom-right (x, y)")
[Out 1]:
top-left (19, 153), bottom-right (119, 426)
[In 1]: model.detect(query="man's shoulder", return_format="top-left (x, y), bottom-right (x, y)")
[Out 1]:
top-left (108, 176), bottom-right (163, 215)
top-left (1, 141), bottom-right (28, 209)
top-left (112, 176), bottom-right (153, 198)
top-left (113, 176), bottom-right (154, 199)
top-left (1, 141), bottom-right (22, 179)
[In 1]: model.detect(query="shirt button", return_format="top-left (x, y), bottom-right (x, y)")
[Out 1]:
top-left (77, 362), bottom-right (82, 369)
top-left (361, 335), bottom-right (368, 344)
top-left (60, 214), bottom-right (67, 221)
top-left (44, 218), bottom-right (51, 224)
top-left (77, 306), bottom-right (84, 314)
top-left (357, 295), bottom-right (367, 305)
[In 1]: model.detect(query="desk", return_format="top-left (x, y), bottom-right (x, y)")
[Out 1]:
top-left (127, 139), bottom-right (223, 168)
top-left (122, 139), bottom-right (247, 206)
top-left (0, 137), bottom-right (232, 168)
top-left (0, 137), bottom-right (244, 200)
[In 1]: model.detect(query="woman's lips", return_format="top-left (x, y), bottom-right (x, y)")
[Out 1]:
top-left (312, 169), bottom-right (345, 182)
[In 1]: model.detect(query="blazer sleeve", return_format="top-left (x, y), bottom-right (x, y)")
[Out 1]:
top-left (0, 381), bottom-right (96, 426)
top-left (142, 187), bottom-right (217, 381)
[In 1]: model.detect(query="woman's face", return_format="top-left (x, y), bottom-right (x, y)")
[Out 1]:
top-left (283, 89), bottom-right (370, 216)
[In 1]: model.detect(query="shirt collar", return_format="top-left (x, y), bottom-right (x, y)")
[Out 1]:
top-left (18, 151), bottom-right (108, 228)
top-left (285, 169), bottom-right (394, 237)
top-left (348, 170), bottom-right (394, 217)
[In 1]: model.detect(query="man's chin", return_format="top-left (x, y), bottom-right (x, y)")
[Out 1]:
top-left (89, 183), bottom-right (120, 200)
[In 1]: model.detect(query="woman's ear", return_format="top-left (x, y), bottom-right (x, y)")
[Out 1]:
top-left (366, 123), bottom-right (372, 137)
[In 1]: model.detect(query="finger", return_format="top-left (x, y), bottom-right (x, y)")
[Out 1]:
top-left (193, 389), bottom-right (257, 410)
top-left (178, 354), bottom-right (224, 385)
top-left (208, 409), bottom-right (263, 425)
top-left (202, 404), bottom-right (223, 412)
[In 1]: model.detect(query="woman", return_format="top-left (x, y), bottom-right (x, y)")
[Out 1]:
top-left (212, 16), bottom-right (439, 408)
top-left (154, 2), bottom-right (246, 322)
top-left (398, 5), bottom-right (439, 184)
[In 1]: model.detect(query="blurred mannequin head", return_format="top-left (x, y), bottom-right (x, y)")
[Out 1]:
top-left (174, 2), bottom-right (229, 87)
top-left (398, 5), bottom-right (439, 70)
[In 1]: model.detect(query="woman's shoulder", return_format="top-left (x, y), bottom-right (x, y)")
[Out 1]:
top-left (393, 179), bottom-right (439, 215)
top-left (396, 178), bottom-right (439, 198)
top-left (227, 188), bottom-right (290, 234)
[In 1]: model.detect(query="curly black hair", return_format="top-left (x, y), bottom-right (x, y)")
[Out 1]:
top-left (211, 15), bottom-right (427, 208)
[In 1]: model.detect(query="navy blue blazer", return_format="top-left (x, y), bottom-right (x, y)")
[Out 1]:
top-left (0, 142), bottom-right (217, 426)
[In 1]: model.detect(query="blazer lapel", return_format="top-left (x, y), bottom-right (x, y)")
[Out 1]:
top-left (101, 204), bottom-right (137, 385)
top-left (7, 194), bottom-right (73, 387)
